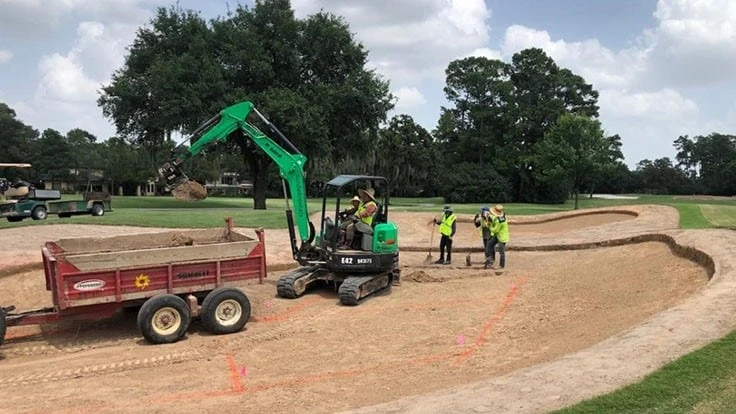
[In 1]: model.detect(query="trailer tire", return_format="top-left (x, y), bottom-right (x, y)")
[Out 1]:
top-left (31, 206), bottom-right (47, 220)
top-left (91, 204), bottom-right (104, 216)
top-left (137, 294), bottom-right (191, 344)
top-left (201, 288), bottom-right (251, 335)
top-left (0, 307), bottom-right (6, 346)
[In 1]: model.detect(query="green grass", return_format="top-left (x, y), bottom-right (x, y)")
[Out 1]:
top-left (3, 193), bottom-right (736, 229)
top-left (699, 204), bottom-right (736, 229)
top-left (676, 204), bottom-right (713, 229)
top-left (552, 332), bottom-right (736, 414)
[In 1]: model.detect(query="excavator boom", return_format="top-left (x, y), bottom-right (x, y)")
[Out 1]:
top-left (158, 101), bottom-right (313, 259)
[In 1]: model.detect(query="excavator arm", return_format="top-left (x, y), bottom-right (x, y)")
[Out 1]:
top-left (158, 101), bottom-right (317, 261)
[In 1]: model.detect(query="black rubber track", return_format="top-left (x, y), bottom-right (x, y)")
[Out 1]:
top-left (276, 266), bottom-right (319, 299)
top-left (338, 274), bottom-right (392, 306)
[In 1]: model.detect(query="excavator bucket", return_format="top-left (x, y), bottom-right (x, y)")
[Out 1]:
top-left (171, 179), bottom-right (207, 201)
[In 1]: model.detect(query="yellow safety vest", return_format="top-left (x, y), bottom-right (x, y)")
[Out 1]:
top-left (439, 213), bottom-right (456, 236)
top-left (357, 201), bottom-right (377, 226)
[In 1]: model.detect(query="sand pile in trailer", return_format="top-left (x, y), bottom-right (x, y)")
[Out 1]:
top-left (172, 180), bottom-right (207, 201)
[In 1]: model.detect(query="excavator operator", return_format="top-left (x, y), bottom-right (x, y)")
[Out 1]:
top-left (339, 188), bottom-right (378, 249)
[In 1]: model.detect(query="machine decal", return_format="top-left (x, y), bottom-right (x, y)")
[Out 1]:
top-left (340, 256), bottom-right (374, 265)
top-left (135, 274), bottom-right (151, 290)
top-left (73, 279), bottom-right (106, 291)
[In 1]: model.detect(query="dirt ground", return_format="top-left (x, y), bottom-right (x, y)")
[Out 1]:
top-left (0, 209), bottom-right (714, 414)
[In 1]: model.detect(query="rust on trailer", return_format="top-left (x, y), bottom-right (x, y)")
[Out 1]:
top-left (5, 227), bottom-right (267, 328)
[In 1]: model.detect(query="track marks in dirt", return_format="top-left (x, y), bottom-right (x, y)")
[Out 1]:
top-left (0, 350), bottom-right (201, 386)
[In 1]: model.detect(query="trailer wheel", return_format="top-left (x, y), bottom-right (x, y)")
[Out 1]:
top-left (31, 206), bottom-right (47, 220)
top-left (137, 294), bottom-right (191, 344)
top-left (91, 204), bottom-right (104, 216)
top-left (0, 307), bottom-right (6, 346)
top-left (201, 288), bottom-right (251, 335)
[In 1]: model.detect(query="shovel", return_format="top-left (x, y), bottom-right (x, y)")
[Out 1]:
top-left (424, 221), bottom-right (436, 263)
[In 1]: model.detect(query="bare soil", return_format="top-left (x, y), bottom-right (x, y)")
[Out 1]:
top-left (0, 208), bottom-right (715, 414)
top-left (172, 180), bottom-right (207, 201)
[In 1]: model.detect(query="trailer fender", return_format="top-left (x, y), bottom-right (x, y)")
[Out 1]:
top-left (201, 288), bottom-right (251, 335)
top-left (137, 294), bottom-right (192, 345)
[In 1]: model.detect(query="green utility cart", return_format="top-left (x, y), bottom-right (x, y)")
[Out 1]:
top-left (48, 191), bottom-right (112, 218)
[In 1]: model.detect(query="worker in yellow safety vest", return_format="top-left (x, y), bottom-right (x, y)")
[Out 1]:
top-left (339, 187), bottom-right (378, 249)
top-left (473, 206), bottom-right (493, 252)
top-left (485, 204), bottom-right (510, 269)
top-left (432, 205), bottom-right (457, 265)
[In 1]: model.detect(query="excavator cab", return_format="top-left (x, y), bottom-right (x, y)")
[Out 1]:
top-left (317, 175), bottom-right (393, 252)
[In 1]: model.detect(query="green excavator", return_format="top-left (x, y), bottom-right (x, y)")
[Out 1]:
top-left (157, 101), bottom-right (400, 305)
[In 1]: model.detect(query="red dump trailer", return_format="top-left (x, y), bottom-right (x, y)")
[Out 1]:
top-left (0, 221), bottom-right (267, 345)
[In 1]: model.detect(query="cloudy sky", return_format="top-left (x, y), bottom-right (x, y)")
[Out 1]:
top-left (1, 0), bottom-right (734, 167)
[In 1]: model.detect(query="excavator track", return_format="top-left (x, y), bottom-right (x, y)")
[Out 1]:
top-left (338, 273), bottom-right (392, 306)
top-left (276, 265), bottom-right (323, 299)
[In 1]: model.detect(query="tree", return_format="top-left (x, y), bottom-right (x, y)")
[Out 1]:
top-left (0, 103), bottom-right (37, 170)
top-left (635, 158), bottom-right (694, 195)
top-left (99, 1), bottom-right (394, 209)
top-left (509, 48), bottom-right (599, 202)
top-left (533, 113), bottom-right (617, 209)
top-left (35, 129), bottom-right (74, 181)
top-left (374, 115), bottom-right (437, 196)
top-left (674, 133), bottom-right (736, 195)
top-left (435, 48), bottom-right (601, 203)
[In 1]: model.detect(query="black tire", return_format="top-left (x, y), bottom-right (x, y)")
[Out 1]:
top-left (6, 217), bottom-right (22, 222)
top-left (91, 204), bottom-right (104, 216)
top-left (201, 287), bottom-right (251, 335)
top-left (137, 294), bottom-right (191, 344)
top-left (31, 206), bottom-right (47, 220)
top-left (0, 307), bottom-right (6, 347)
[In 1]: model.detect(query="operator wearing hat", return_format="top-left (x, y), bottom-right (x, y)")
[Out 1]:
top-left (432, 205), bottom-right (457, 265)
top-left (339, 188), bottom-right (378, 249)
top-left (485, 204), bottom-right (509, 269)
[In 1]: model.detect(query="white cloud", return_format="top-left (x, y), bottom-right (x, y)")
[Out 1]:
top-left (465, 47), bottom-right (502, 61)
top-left (645, 0), bottom-right (736, 87)
top-left (13, 2), bottom-right (157, 139)
top-left (393, 87), bottom-right (427, 112)
top-left (598, 88), bottom-right (698, 120)
top-left (0, 0), bottom-right (166, 35)
top-left (0, 50), bottom-right (12, 63)
top-left (501, 25), bottom-right (651, 90)
top-left (291, 0), bottom-right (492, 85)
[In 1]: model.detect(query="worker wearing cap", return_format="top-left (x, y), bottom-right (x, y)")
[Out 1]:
top-left (485, 204), bottom-right (509, 269)
top-left (433, 205), bottom-right (456, 265)
top-left (337, 195), bottom-right (362, 245)
top-left (473, 206), bottom-right (493, 252)
top-left (343, 195), bottom-right (361, 216)
top-left (340, 188), bottom-right (378, 249)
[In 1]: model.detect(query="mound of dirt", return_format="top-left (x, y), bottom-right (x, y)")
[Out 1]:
top-left (169, 233), bottom-right (194, 247)
top-left (406, 270), bottom-right (445, 283)
top-left (171, 180), bottom-right (207, 201)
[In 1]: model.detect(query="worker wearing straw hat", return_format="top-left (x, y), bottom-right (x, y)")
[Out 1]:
top-left (485, 204), bottom-right (509, 270)
top-left (339, 188), bottom-right (378, 249)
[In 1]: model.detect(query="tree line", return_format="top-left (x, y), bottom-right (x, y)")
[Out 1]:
top-left (2, 0), bottom-right (734, 205)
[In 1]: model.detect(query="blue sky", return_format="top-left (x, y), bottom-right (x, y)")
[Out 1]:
top-left (1, 0), bottom-right (734, 168)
